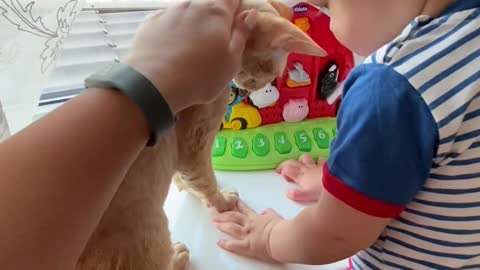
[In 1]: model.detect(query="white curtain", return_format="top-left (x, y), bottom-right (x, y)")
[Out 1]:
top-left (0, 99), bottom-right (9, 142)
top-left (0, 0), bottom-right (86, 135)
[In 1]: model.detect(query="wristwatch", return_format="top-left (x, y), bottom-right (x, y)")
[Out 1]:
top-left (84, 62), bottom-right (175, 146)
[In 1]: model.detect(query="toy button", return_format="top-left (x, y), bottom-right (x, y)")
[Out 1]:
top-left (253, 134), bottom-right (270, 157)
top-left (212, 136), bottom-right (226, 157)
top-left (274, 132), bottom-right (292, 154)
top-left (294, 130), bottom-right (312, 152)
top-left (313, 128), bottom-right (330, 149)
top-left (231, 137), bottom-right (248, 158)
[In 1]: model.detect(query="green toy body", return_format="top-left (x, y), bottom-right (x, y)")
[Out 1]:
top-left (212, 118), bottom-right (337, 171)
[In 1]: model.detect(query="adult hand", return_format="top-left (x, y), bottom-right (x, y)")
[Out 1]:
top-left (213, 200), bottom-right (283, 263)
top-left (127, 0), bottom-right (257, 113)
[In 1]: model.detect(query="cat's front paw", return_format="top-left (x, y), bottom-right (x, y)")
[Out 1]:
top-left (210, 190), bottom-right (239, 213)
top-left (171, 242), bottom-right (189, 270)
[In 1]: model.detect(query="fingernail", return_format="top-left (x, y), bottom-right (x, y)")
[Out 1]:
top-left (244, 9), bottom-right (257, 30)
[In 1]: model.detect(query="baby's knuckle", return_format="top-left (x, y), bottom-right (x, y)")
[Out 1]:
top-left (235, 227), bottom-right (245, 235)
top-left (204, 0), bottom-right (227, 16)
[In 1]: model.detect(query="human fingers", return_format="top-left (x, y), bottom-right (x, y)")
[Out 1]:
top-left (298, 154), bottom-right (315, 166)
top-left (275, 159), bottom-right (302, 175)
top-left (215, 221), bottom-right (247, 238)
top-left (317, 157), bottom-right (326, 165)
top-left (217, 239), bottom-right (251, 256)
top-left (280, 164), bottom-right (303, 183)
top-left (192, 0), bottom-right (241, 27)
top-left (286, 188), bottom-right (320, 203)
top-left (229, 9), bottom-right (257, 54)
top-left (213, 211), bottom-right (247, 225)
top-left (260, 208), bottom-right (282, 218)
top-left (238, 200), bottom-right (256, 216)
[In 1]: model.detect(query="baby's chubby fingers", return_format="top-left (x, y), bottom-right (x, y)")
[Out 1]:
top-left (214, 221), bottom-right (247, 238)
top-left (238, 200), bottom-right (256, 216)
top-left (281, 164), bottom-right (303, 183)
top-left (217, 239), bottom-right (251, 256)
top-left (287, 188), bottom-right (319, 203)
top-left (276, 159), bottom-right (301, 173)
top-left (299, 154), bottom-right (315, 166)
top-left (213, 210), bottom-right (247, 225)
top-left (276, 160), bottom-right (302, 182)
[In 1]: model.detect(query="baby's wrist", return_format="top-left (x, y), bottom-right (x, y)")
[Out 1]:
top-left (265, 220), bottom-right (284, 263)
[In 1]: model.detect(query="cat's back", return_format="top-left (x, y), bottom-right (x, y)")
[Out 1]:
top-left (77, 129), bottom-right (178, 270)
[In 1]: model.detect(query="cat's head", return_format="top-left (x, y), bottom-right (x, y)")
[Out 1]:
top-left (234, 0), bottom-right (327, 91)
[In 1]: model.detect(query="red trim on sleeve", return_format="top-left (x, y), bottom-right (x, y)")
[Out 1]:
top-left (322, 163), bottom-right (404, 218)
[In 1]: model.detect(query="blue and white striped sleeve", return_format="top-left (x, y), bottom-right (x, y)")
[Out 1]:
top-left (323, 64), bottom-right (439, 218)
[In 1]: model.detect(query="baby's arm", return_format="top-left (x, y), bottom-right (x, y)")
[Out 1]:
top-left (268, 64), bottom-right (439, 264)
top-left (215, 64), bottom-right (438, 264)
top-left (269, 189), bottom-right (390, 264)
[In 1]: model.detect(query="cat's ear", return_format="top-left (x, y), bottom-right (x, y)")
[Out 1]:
top-left (271, 28), bottom-right (327, 57)
top-left (267, 0), bottom-right (293, 20)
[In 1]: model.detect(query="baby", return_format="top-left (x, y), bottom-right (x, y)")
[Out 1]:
top-left (214, 0), bottom-right (480, 269)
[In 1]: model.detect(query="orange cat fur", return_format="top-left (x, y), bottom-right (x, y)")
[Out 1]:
top-left (76, 1), bottom-right (326, 270)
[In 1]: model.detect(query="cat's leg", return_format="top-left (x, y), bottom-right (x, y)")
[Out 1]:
top-left (173, 165), bottom-right (239, 213)
top-left (174, 91), bottom-right (239, 212)
top-left (77, 132), bottom-right (190, 270)
top-left (169, 242), bottom-right (190, 270)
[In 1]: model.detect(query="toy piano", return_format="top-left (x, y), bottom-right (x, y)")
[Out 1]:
top-left (212, 2), bottom-right (355, 171)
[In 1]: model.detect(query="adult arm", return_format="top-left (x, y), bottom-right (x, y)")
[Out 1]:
top-left (0, 0), bottom-right (253, 268)
top-left (0, 88), bottom-right (149, 270)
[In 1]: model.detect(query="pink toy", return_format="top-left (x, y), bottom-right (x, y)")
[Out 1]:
top-left (282, 99), bottom-right (309, 122)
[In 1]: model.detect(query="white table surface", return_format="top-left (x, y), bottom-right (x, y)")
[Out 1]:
top-left (164, 170), bottom-right (349, 270)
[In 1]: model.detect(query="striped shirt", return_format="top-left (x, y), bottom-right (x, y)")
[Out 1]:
top-left (322, 0), bottom-right (480, 269)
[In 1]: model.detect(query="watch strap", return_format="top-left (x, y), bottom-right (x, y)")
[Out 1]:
top-left (84, 63), bottom-right (174, 146)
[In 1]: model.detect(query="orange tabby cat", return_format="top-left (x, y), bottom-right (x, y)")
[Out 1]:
top-left (76, 1), bottom-right (326, 269)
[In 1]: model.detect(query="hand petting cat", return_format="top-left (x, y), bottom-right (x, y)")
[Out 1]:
top-left (127, 0), bottom-right (258, 113)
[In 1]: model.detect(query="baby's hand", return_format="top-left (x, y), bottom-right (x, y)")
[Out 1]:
top-left (276, 154), bottom-right (324, 203)
top-left (214, 201), bottom-right (283, 263)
